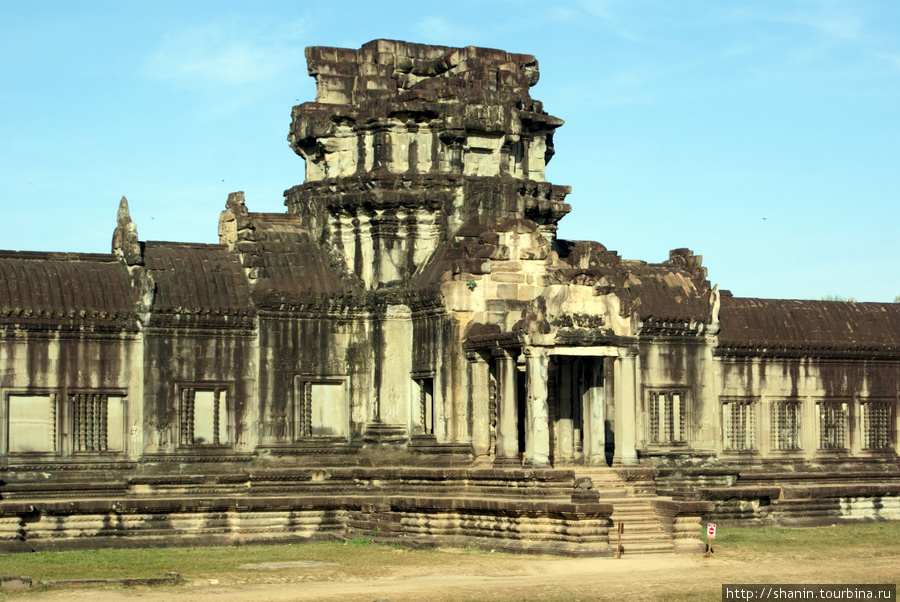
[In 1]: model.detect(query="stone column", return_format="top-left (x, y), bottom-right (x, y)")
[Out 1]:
top-left (802, 395), bottom-right (816, 462)
top-left (524, 347), bottom-right (551, 467)
top-left (585, 358), bottom-right (607, 466)
top-left (613, 348), bottom-right (639, 466)
top-left (573, 358), bottom-right (584, 461)
top-left (378, 304), bottom-right (412, 426)
top-left (494, 348), bottom-right (519, 463)
top-left (468, 351), bottom-right (491, 460)
top-left (556, 357), bottom-right (575, 464)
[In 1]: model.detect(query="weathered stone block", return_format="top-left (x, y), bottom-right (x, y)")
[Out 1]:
top-left (490, 272), bottom-right (524, 284)
top-left (495, 283), bottom-right (518, 300)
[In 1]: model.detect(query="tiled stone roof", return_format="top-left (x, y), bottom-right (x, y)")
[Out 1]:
top-left (0, 251), bottom-right (137, 330)
top-left (718, 295), bottom-right (900, 355)
top-left (142, 242), bottom-right (253, 321)
top-left (625, 263), bottom-right (712, 324)
top-left (233, 213), bottom-right (349, 307)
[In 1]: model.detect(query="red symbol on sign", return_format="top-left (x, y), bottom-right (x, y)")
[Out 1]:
top-left (707, 523), bottom-right (717, 539)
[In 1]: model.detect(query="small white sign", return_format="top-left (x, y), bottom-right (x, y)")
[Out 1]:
top-left (707, 523), bottom-right (717, 539)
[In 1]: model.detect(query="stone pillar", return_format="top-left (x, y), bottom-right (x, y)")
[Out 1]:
top-left (377, 304), bottom-right (412, 426)
top-left (524, 347), bottom-right (551, 467)
top-left (556, 357), bottom-right (575, 464)
top-left (468, 351), bottom-right (491, 460)
top-left (585, 358), bottom-right (606, 466)
top-left (802, 395), bottom-right (817, 461)
top-left (613, 348), bottom-right (639, 466)
top-left (363, 305), bottom-right (411, 445)
top-left (573, 358), bottom-right (584, 462)
top-left (494, 348), bottom-right (519, 463)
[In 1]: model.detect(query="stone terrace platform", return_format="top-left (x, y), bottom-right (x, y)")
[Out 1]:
top-left (0, 464), bottom-right (707, 557)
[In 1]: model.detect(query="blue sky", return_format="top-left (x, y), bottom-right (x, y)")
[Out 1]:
top-left (2, 0), bottom-right (898, 301)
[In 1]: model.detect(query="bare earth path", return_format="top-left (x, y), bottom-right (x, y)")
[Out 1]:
top-left (19, 547), bottom-right (900, 602)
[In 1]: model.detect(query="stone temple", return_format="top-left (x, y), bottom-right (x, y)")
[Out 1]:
top-left (0, 40), bottom-right (898, 555)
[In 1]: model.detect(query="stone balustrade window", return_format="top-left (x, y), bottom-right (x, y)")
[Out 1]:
top-left (414, 377), bottom-right (435, 436)
top-left (71, 394), bottom-right (125, 453)
top-left (488, 373), bottom-right (498, 453)
top-left (817, 401), bottom-right (848, 450)
top-left (294, 378), bottom-right (348, 438)
top-left (180, 387), bottom-right (228, 446)
top-left (648, 390), bottom-right (686, 445)
top-left (5, 392), bottom-right (125, 455)
top-left (862, 401), bottom-right (891, 450)
top-left (295, 381), bottom-right (312, 438)
top-left (771, 400), bottom-right (802, 451)
top-left (722, 399), bottom-right (756, 451)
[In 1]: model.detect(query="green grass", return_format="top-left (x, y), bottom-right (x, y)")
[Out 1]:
top-left (343, 535), bottom-right (376, 546)
top-left (0, 539), bottom-right (438, 582)
top-left (714, 522), bottom-right (900, 558)
top-left (0, 523), bottom-right (897, 594)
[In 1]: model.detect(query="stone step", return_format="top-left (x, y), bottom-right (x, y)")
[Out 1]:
top-left (573, 470), bottom-right (683, 556)
top-left (607, 499), bottom-right (673, 557)
top-left (606, 499), bottom-right (658, 510)
top-left (610, 508), bottom-right (659, 516)
top-left (615, 531), bottom-right (670, 540)
top-left (581, 472), bottom-right (624, 480)
top-left (610, 517), bottom-right (668, 537)
top-left (617, 534), bottom-right (670, 545)
top-left (615, 541), bottom-right (676, 555)
top-left (609, 510), bottom-right (658, 518)
top-left (610, 510), bottom-right (660, 519)
top-left (581, 479), bottom-right (628, 488)
top-left (611, 517), bottom-right (666, 528)
top-left (611, 517), bottom-right (665, 528)
top-left (617, 532), bottom-right (668, 543)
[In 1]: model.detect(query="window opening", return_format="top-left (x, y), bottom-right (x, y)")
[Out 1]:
top-left (649, 390), bottom-right (686, 444)
top-left (7, 394), bottom-right (56, 453)
top-left (180, 388), bottom-right (227, 446)
top-left (771, 400), bottom-right (802, 451)
top-left (415, 377), bottom-right (435, 435)
top-left (71, 393), bottom-right (125, 452)
top-left (817, 401), bottom-right (848, 450)
top-left (295, 379), bottom-right (346, 438)
top-left (862, 402), bottom-right (891, 450)
top-left (723, 399), bottom-right (756, 451)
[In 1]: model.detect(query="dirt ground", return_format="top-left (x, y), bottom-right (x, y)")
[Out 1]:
top-left (17, 545), bottom-right (900, 602)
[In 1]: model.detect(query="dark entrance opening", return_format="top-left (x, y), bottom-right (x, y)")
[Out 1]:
top-left (605, 420), bottom-right (615, 467)
top-left (516, 368), bottom-right (527, 457)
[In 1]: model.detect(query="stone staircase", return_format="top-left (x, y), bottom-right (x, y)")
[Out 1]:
top-left (577, 468), bottom-right (676, 555)
top-left (608, 496), bottom-right (675, 555)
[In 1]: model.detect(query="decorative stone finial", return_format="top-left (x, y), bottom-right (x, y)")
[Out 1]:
top-left (667, 248), bottom-right (708, 284)
top-left (709, 284), bottom-right (721, 333)
top-left (218, 191), bottom-right (252, 247)
top-left (112, 196), bottom-right (143, 266)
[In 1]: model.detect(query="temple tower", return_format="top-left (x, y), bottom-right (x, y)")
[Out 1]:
top-left (285, 39), bottom-right (571, 290)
